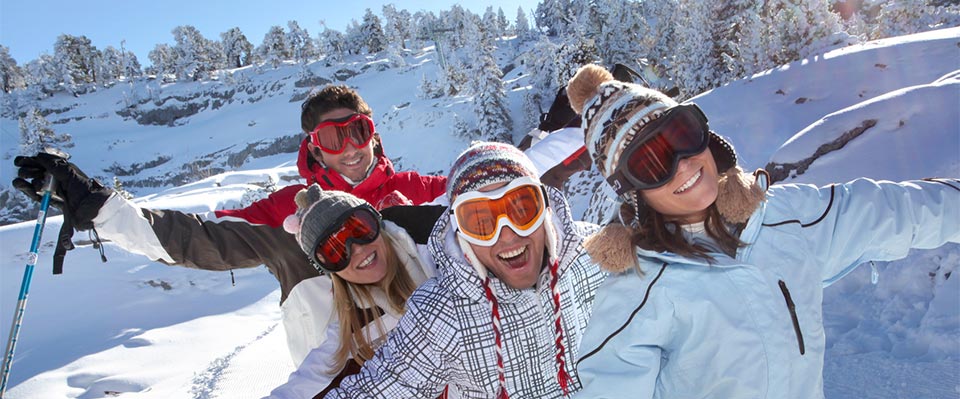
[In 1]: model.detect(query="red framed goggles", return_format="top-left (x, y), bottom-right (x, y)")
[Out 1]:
top-left (451, 176), bottom-right (549, 247)
top-left (606, 104), bottom-right (711, 194)
top-left (311, 204), bottom-right (382, 273)
top-left (309, 113), bottom-right (376, 155)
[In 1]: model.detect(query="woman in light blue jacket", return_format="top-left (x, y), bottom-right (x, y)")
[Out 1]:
top-left (564, 64), bottom-right (959, 399)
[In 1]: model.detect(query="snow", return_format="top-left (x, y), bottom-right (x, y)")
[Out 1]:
top-left (1, 28), bottom-right (958, 399)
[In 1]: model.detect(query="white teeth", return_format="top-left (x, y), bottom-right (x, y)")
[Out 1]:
top-left (355, 253), bottom-right (375, 269)
top-left (674, 170), bottom-right (702, 194)
top-left (498, 246), bottom-right (526, 260)
top-left (344, 157), bottom-right (361, 166)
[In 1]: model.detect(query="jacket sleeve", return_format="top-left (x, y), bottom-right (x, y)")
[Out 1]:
top-left (92, 193), bottom-right (295, 272)
top-left (771, 178), bottom-right (960, 285)
top-left (214, 184), bottom-right (303, 228)
top-left (390, 172), bottom-right (447, 206)
top-left (265, 320), bottom-right (344, 399)
top-left (324, 282), bottom-right (451, 398)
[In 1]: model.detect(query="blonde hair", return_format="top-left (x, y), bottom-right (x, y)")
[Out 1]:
top-left (329, 234), bottom-right (417, 371)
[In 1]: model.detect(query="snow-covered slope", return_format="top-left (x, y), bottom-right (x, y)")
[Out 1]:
top-left (0, 29), bottom-right (957, 399)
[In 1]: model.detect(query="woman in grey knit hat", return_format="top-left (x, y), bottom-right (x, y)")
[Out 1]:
top-left (267, 184), bottom-right (439, 398)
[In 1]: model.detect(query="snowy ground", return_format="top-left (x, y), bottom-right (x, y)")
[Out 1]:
top-left (0, 28), bottom-right (957, 398)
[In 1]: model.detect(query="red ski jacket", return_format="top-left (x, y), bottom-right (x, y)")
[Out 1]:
top-left (215, 138), bottom-right (447, 227)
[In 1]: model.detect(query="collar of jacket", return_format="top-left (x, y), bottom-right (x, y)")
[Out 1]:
top-left (296, 137), bottom-right (396, 192)
top-left (635, 172), bottom-right (773, 269)
top-left (427, 186), bottom-right (588, 304)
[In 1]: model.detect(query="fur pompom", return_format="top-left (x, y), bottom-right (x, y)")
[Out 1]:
top-left (567, 64), bottom-right (614, 114)
top-left (583, 223), bottom-right (640, 274)
top-left (715, 166), bottom-right (766, 224)
top-left (282, 214), bottom-right (301, 235)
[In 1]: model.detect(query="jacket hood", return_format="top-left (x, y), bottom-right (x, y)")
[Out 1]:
top-left (427, 186), bottom-right (592, 303)
top-left (296, 137), bottom-right (395, 190)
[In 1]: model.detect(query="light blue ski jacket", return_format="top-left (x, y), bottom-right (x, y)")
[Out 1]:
top-left (575, 177), bottom-right (959, 399)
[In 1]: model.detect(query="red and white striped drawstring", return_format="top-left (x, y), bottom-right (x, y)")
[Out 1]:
top-left (482, 277), bottom-right (510, 399)
top-left (548, 258), bottom-right (572, 396)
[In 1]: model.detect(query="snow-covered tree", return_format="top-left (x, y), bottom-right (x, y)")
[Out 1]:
top-left (0, 46), bottom-right (27, 93)
top-left (118, 41), bottom-right (143, 80)
top-left (360, 9), bottom-right (387, 53)
top-left (318, 22), bottom-right (346, 63)
top-left (171, 25), bottom-right (220, 81)
top-left (23, 54), bottom-right (61, 95)
top-left (382, 4), bottom-right (413, 50)
top-left (259, 25), bottom-right (290, 68)
top-left (535, 0), bottom-right (571, 36)
top-left (220, 27), bottom-right (254, 68)
top-left (584, 0), bottom-right (649, 66)
top-left (516, 6), bottom-right (532, 41)
top-left (672, 0), bottom-right (721, 98)
top-left (53, 34), bottom-right (101, 88)
top-left (412, 10), bottom-right (441, 50)
top-left (483, 6), bottom-right (503, 41)
top-left (148, 43), bottom-right (177, 78)
top-left (287, 20), bottom-right (318, 63)
top-left (497, 7), bottom-right (510, 35)
top-left (343, 20), bottom-right (366, 56)
top-left (872, 0), bottom-right (959, 39)
top-left (98, 46), bottom-right (123, 84)
top-left (471, 44), bottom-right (512, 142)
top-left (766, 0), bottom-right (852, 66)
top-left (19, 108), bottom-right (72, 155)
top-left (112, 177), bottom-right (134, 200)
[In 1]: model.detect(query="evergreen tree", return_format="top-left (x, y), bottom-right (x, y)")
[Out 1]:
top-left (671, 0), bottom-right (720, 98)
top-left (318, 22), bottom-right (346, 63)
top-left (872, 0), bottom-right (958, 38)
top-left (587, 0), bottom-right (648, 66)
top-left (483, 6), bottom-right (503, 41)
top-left (18, 108), bottom-right (72, 155)
top-left (343, 20), bottom-right (366, 56)
top-left (24, 54), bottom-right (61, 95)
top-left (766, 0), bottom-right (852, 66)
top-left (259, 25), bottom-right (290, 68)
top-left (516, 6), bottom-right (532, 40)
top-left (148, 43), bottom-right (177, 78)
top-left (98, 46), bottom-right (123, 84)
top-left (497, 7), bottom-right (510, 35)
top-left (472, 43), bottom-right (512, 142)
top-left (287, 20), bottom-right (318, 63)
top-left (220, 27), bottom-right (254, 68)
top-left (53, 34), bottom-right (101, 89)
top-left (119, 41), bottom-right (143, 79)
top-left (360, 9), bottom-right (387, 53)
top-left (535, 0), bottom-right (571, 36)
top-left (113, 177), bottom-right (134, 200)
top-left (0, 46), bottom-right (27, 93)
top-left (171, 25), bottom-right (219, 81)
top-left (412, 11), bottom-right (440, 50)
top-left (382, 5), bottom-right (413, 50)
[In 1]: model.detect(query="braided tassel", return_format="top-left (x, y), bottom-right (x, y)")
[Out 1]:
top-left (549, 258), bottom-right (572, 396)
top-left (483, 277), bottom-right (510, 399)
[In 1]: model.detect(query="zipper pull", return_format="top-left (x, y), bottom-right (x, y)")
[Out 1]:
top-left (870, 261), bottom-right (879, 285)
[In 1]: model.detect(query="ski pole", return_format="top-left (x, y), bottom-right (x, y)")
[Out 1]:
top-left (1, 175), bottom-right (56, 397)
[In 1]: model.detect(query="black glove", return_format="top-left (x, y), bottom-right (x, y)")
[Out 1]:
top-left (13, 152), bottom-right (113, 230)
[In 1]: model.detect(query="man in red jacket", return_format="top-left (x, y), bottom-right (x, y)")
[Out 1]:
top-left (217, 85), bottom-right (447, 227)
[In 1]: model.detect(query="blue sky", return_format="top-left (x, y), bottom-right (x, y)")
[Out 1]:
top-left (0, 0), bottom-right (541, 66)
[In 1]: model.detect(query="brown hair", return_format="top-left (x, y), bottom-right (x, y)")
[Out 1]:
top-left (301, 84), bottom-right (383, 157)
top-left (621, 199), bottom-right (745, 261)
top-left (329, 234), bottom-right (417, 371)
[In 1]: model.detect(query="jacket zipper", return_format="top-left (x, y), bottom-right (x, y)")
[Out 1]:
top-left (778, 280), bottom-right (805, 355)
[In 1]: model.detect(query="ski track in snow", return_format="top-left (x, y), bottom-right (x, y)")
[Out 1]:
top-left (189, 323), bottom-right (278, 399)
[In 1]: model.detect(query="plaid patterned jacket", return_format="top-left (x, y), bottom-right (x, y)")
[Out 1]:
top-left (325, 187), bottom-right (606, 398)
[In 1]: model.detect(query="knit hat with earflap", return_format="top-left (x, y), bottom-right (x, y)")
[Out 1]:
top-left (566, 64), bottom-right (765, 273)
top-left (446, 141), bottom-right (574, 397)
top-left (283, 184), bottom-right (370, 271)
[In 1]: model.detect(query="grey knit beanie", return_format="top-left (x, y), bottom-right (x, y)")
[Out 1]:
top-left (282, 184), bottom-right (368, 259)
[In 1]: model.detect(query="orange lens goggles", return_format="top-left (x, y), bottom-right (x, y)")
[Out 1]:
top-left (452, 176), bottom-right (548, 246)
